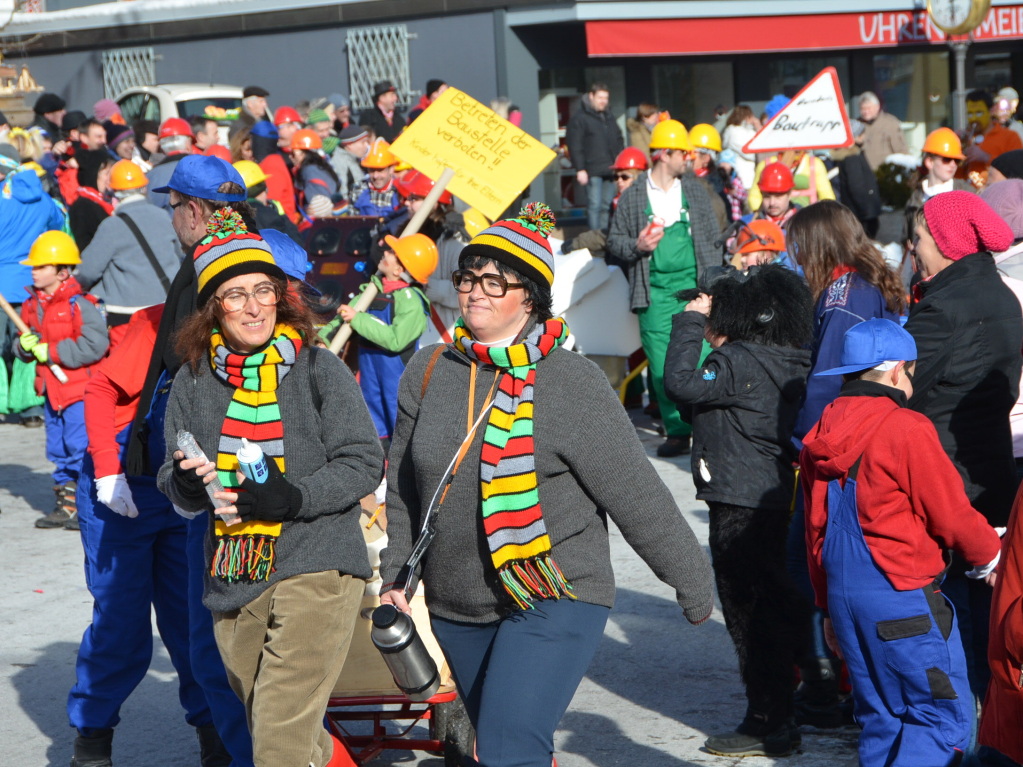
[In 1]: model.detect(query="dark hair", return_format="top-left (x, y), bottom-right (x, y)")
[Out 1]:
top-left (297, 148), bottom-right (341, 187)
top-left (786, 200), bottom-right (905, 313)
top-left (76, 148), bottom-right (114, 188)
top-left (726, 105), bottom-right (755, 127)
top-left (636, 102), bottom-right (659, 119)
top-left (174, 275), bottom-right (317, 372)
top-left (707, 264), bottom-right (813, 348)
top-left (133, 119), bottom-right (159, 138)
top-left (589, 82), bottom-right (609, 95)
top-left (79, 117), bottom-right (103, 134)
top-left (188, 115), bottom-right (216, 134)
top-left (457, 254), bottom-right (553, 322)
top-left (967, 89), bottom-right (993, 109)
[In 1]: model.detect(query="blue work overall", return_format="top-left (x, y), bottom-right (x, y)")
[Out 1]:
top-left (823, 468), bottom-right (970, 767)
top-left (359, 289), bottom-right (427, 439)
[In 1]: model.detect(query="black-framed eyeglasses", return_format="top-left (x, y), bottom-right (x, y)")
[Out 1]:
top-left (215, 282), bottom-right (281, 313)
top-left (452, 270), bottom-right (525, 298)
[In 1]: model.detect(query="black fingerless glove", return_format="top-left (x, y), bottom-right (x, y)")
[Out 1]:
top-left (173, 454), bottom-right (209, 499)
top-left (234, 459), bottom-right (303, 523)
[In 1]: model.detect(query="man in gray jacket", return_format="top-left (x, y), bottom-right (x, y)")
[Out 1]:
top-left (77, 160), bottom-right (183, 336)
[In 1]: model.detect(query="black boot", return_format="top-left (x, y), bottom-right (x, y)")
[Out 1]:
top-left (196, 723), bottom-right (232, 767)
top-left (794, 658), bottom-right (846, 728)
top-left (37, 483), bottom-right (74, 529)
top-left (70, 728), bottom-right (113, 767)
top-left (704, 709), bottom-right (799, 757)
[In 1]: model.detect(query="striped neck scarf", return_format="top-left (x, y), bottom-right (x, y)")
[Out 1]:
top-left (453, 317), bottom-right (574, 609)
top-left (208, 324), bottom-right (302, 583)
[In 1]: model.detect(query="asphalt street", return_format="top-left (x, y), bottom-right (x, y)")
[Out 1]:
top-left (1, 411), bottom-right (860, 767)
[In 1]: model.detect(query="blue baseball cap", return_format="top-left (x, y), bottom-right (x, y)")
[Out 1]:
top-left (818, 318), bottom-right (917, 376)
top-left (250, 121), bottom-right (279, 140)
top-left (261, 229), bottom-right (310, 281)
top-left (152, 155), bottom-right (246, 201)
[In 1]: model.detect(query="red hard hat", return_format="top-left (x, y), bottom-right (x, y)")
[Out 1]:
top-left (273, 106), bottom-right (302, 126)
top-left (758, 162), bottom-right (795, 194)
top-left (611, 147), bottom-right (648, 171)
top-left (159, 117), bottom-right (193, 139)
top-left (396, 170), bottom-right (453, 205)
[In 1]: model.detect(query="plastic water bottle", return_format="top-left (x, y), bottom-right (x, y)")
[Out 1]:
top-left (175, 430), bottom-right (240, 526)
top-left (371, 604), bottom-right (440, 701)
top-left (236, 438), bottom-right (269, 484)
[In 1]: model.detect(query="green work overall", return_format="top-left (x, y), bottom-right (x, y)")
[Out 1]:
top-left (637, 196), bottom-right (697, 439)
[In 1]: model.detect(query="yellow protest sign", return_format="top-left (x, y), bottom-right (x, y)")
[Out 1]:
top-left (389, 88), bottom-right (556, 221)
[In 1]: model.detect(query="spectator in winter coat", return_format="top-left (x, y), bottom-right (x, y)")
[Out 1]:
top-left (229, 85), bottom-right (270, 138)
top-left (905, 191), bottom-right (1022, 707)
top-left (358, 80), bottom-right (406, 143)
top-left (626, 102), bottom-right (660, 159)
top-left (189, 116), bottom-right (219, 154)
top-left (249, 122), bottom-right (298, 224)
top-left (69, 149), bottom-right (114, 251)
top-left (77, 160), bottom-right (184, 337)
top-left (856, 92), bottom-right (908, 171)
top-left (31, 92), bottom-right (65, 140)
top-left (721, 106), bottom-right (760, 190)
top-left (566, 82), bottom-right (625, 231)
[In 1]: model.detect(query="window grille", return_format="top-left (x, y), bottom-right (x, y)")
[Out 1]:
top-left (102, 47), bottom-right (155, 99)
top-left (346, 24), bottom-right (415, 111)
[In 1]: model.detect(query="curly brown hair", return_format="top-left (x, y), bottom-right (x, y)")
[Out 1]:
top-left (174, 276), bottom-right (317, 372)
top-left (786, 200), bottom-right (905, 314)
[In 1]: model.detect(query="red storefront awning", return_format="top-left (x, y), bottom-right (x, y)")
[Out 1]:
top-left (586, 7), bottom-right (1023, 57)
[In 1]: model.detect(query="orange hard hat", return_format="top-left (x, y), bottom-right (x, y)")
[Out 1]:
top-left (273, 106), bottom-right (302, 126)
top-left (396, 170), bottom-right (453, 204)
top-left (109, 159), bottom-right (147, 191)
top-left (733, 220), bottom-right (786, 255)
top-left (758, 162), bottom-right (795, 194)
top-left (922, 127), bottom-right (965, 161)
top-left (361, 138), bottom-right (397, 169)
top-left (611, 147), bottom-right (648, 171)
top-left (289, 129), bottom-right (322, 152)
top-left (383, 233), bottom-right (439, 283)
top-left (159, 117), bottom-right (192, 139)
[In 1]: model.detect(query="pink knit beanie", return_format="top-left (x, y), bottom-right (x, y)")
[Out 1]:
top-left (980, 179), bottom-right (1023, 240)
top-left (923, 190), bottom-right (1014, 260)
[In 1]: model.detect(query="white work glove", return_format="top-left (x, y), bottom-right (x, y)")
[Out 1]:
top-left (965, 525), bottom-right (1005, 580)
top-left (95, 474), bottom-right (139, 518)
top-left (173, 504), bottom-right (201, 520)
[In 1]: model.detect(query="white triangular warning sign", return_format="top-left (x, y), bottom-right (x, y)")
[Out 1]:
top-left (743, 67), bottom-right (854, 154)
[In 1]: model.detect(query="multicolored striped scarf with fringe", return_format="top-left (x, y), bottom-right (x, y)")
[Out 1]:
top-left (208, 323), bottom-right (302, 582)
top-left (453, 317), bottom-right (574, 609)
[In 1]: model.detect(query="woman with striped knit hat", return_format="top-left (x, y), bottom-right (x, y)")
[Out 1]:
top-left (157, 209), bottom-right (384, 767)
top-left (379, 202), bottom-right (714, 767)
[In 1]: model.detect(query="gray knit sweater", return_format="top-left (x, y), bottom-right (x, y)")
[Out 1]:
top-left (379, 344), bottom-right (715, 625)
top-left (157, 346), bottom-right (385, 612)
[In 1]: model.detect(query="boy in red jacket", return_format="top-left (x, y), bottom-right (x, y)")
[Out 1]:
top-left (15, 230), bottom-right (108, 529)
top-left (800, 318), bottom-right (1000, 767)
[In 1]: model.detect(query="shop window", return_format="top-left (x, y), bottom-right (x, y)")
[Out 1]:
top-left (768, 57), bottom-right (850, 102)
top-left (974, 52), bottom-right (1013, 95)
top-left (651, 61), bottom-right (733, 126)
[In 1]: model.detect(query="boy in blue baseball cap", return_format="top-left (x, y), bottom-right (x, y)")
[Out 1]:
top-left (800, 318), bottom-right (1002, 767)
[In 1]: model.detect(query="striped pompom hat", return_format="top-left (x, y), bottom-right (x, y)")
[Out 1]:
top-left (459, 202), bottom-right (556, 288)
top-left (193, 208), bottom-right (286, 306)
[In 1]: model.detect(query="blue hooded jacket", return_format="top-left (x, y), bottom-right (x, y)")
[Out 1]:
top-left (0, 169), bottom-right (68, 303)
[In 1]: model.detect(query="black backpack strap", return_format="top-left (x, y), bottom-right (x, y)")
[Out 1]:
top-left (119, 211), bottom-right (171, 293)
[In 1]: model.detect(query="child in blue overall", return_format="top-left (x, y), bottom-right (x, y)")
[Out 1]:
top-left (321, 232), bottom-right (437, 444)
top-left (800, 319), bottom-right (1002, 767)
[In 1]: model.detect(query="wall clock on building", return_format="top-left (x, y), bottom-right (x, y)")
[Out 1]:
top-left (927, 0), bottom-right (992, 35)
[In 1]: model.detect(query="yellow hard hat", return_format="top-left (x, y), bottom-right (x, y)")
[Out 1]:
top-left (233, 160), bottom-right (270, 190)
top-left (22, 230), bottom-right (81, 267)
top-left (383, 233), bottom-right (438, 283)
top-left (361, 138), bottom-right (397, 169)
top-left (649, 119), bottom-right (692, 152)
top-left (109, 159), bottom-right (147, 191)
top-left (922, 127), bottom-right (965, 161)
top-left (689, 123), bottom-right (722, 153)
top-left (462, 208), bottom-right (490, 239)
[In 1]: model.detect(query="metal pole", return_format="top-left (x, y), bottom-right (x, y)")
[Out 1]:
top-left (951, 39), bottom-right (970, 133)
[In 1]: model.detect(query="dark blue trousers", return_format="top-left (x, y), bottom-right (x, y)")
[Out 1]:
top-left (431, 598), bottom-right (609, 767)
top-left (824, 474), bottom-right (970, 767)
top-left (68, 454), bottom-right (210, 731)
